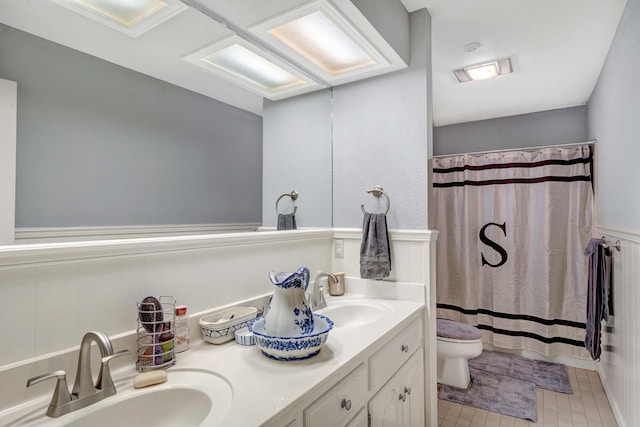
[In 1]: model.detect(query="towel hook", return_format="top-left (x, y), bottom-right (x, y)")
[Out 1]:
top-left (361, 185), bottom-right (390, 215)
top-left (275, 191), bottom-right (298, 215)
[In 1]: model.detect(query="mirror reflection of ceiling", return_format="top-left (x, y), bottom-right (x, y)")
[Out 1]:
top-left (0, 0), bottom-right (628, 125)
top-left (0, 0), bottom-right (409, 115)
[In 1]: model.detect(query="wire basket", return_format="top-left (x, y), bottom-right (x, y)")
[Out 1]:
top-left (136, 296), bottom-right (176, 372)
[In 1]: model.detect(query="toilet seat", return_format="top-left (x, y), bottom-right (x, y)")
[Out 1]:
top-left (436, 318), bottom-right (482, 341)
top-left (437, 335), bottom-right (483, 344)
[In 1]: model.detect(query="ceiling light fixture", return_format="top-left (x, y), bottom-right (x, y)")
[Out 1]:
top-left (50, 0), bottom-right (187, 37)
top-left (454, 58), bottom-right (513, 83)
top-left (250, 0), bottom-right (389, 83)
top-left (184, 36), bottom-right (319, 100)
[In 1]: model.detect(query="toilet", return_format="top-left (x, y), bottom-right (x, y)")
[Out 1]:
top-left (436, 318), bottom-right (483, 389)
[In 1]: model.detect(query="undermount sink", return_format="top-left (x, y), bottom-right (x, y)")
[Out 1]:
top-left (7, 369), bottom-right (232, 427)
top-left (59, 369), bottom-right (231, 427)
top-left (318, 298), bottom-right (392, 328)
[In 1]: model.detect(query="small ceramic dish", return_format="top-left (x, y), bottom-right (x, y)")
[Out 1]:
top-left (200, 307), bottom-right (257, 344)
top-left (234, 327), bottom-right (255, 346)
top-left (248, 314), bottom-right (334, 361)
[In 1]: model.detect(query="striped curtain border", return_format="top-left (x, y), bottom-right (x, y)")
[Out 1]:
top-left (437, 303), bottom-right (586, 348)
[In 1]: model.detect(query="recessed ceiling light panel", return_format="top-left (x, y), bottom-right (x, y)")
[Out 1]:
top-left (50, 0), bottom-right (188, 37)
top-left (454, 58), bottom-right (513, 83)
top-left (184, 36), bottom-right (320, 100)
top-left (250, 0), bottom-right (389, 83)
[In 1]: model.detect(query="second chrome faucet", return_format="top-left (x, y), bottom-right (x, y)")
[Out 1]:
top-left (308, 272), bottom-right (339, 311)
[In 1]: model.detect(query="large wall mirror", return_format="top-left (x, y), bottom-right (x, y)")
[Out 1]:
top-left (0, 22), bottom-right (333, 245)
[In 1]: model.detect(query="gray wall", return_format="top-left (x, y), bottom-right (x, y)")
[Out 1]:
top-left (333, 9), bottom-right (430, 229)
top-left (264, 9), bottom-right (430, 230)
top-left (0, 24), bottom-right (262, 227)
top-left (433, 106), bottom-right (588, 156)
top-left (588, 0), bottom-right (640, 231)
top-left (352, 0), bottom-right (410, 64)
top-left (262, 91), bottom-right (333, 228)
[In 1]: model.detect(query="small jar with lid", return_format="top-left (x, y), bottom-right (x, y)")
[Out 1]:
top-left (174, 305), bottom-right (190, 353)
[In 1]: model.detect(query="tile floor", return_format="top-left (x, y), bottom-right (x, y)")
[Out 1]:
top-left (437, 367), bottom-right (618, 427)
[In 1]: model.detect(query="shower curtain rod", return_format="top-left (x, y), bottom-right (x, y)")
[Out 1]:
top-left (431, 139), bottom-right (597, 159)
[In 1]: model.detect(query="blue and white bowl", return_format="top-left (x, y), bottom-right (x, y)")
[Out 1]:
top-left (248, 314), bottom-right (334, 361)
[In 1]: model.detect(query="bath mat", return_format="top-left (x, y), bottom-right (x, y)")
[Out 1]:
top-left (469, 350), bottom-right (572, 393)
top-left (439, 368), bottom-right (538, 422)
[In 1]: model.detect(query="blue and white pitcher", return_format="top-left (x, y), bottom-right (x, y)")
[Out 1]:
top-left (264, 267), bottom-right (314, 336)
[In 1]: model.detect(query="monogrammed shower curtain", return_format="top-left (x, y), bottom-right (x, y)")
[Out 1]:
top-left (433, 145), bottom-right (594, 358)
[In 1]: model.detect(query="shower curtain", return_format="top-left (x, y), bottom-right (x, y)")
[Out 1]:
top-left (433, 145), bottom-right (594, 358)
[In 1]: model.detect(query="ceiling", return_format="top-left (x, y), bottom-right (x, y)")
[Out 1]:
top-left (412, 0), bottom-right (628, 126)
top-left (0, 0), bottom-right (629, 126)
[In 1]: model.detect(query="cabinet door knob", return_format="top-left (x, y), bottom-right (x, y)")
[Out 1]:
top-left (398, 393), bottom-right (406, 402)
top-left (400, 344), bottom-right (409, 353)
top-left (341, 398), bottom-right (352, 411)
top-left (404, 386), bottom-right (411, 395)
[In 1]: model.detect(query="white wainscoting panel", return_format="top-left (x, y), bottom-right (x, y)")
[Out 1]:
top-left (332, 229), bottom-right (435, 284)
top-left (332, 228), bottom-right (439, 427)
top-left (0, 267), bottom-right (35, 364)
top-left (0, 230), bottom-right (333, 367)
top-left (597, 226), bottom-right (640, 427)
top-left (34, 263), bottom-right (79, 355)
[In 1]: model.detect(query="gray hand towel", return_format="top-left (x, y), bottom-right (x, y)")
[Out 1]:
top-left (360, 212), bottom-right (391, 280)
top-left (277, 213), bottom-right (297, 230)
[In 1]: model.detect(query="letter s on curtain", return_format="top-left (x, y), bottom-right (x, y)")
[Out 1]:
top-left (479, 222), bottom-right (508, 267)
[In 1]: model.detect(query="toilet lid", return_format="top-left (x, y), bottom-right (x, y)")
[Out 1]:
top-left (436, 318), bottom-right (482, 341)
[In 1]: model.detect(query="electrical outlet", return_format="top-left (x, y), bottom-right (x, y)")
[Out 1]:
top-left (334, 239), bottom-right (344, 258)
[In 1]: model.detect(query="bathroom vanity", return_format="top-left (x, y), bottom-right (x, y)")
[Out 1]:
top-left (0, 228), bottom-right (438, 426)
top-left (0, 295), bottom-right (425, 427)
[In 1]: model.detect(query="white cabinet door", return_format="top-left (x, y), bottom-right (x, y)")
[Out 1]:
top-left (368, 374), bottom-right (403, 427)
top-left (402, 349), bottom-right (425, 427)
top-left (369, 348), bottom-right (425, 427)
top-left (345, 407), bottom-right (368, 427)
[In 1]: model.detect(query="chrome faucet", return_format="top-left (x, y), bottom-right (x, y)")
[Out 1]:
top-left (308, 272), bottom-right (338, 311)
top-left (26, 331), bottom-right (129, 418)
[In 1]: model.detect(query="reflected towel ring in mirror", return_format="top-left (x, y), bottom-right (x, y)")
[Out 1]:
top-left (361, 185), bottom-right (390, 214)
top-left (275, 191), bottom-right (299, 215)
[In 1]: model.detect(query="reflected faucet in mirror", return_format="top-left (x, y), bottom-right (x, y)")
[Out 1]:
top-left (26, 331), bottom-right (129, 418)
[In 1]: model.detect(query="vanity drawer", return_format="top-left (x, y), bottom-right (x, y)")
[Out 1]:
top-left (369, 317), bottom-right (422, 390)
top-left (304, 363), bottom-right (368, 427)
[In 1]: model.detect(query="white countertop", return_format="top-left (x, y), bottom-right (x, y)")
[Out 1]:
top-left (0, 294), bottom-right (424, 427)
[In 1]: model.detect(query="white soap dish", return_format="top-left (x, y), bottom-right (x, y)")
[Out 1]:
top-left (200, 307), bottom-right (257, 344)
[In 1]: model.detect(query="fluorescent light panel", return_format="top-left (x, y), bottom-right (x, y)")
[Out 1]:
top-left (202, 44), bottom-right (305, 92)
top-left (267, 10), bottom-right (374, 76)
top-left (51, 0), bottom-right (188, 37)
top-left (454, 58), bottom-right (513, 83)
top-left (250, 0), bottom-right (389, 82)
top-left (68, 0), bottom-right (166, 27)
top-left (183, 36), bottom-right (319, 100)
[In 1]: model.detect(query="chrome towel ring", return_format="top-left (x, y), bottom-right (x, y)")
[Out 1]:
top-left (275, 191), bottom-right (298, 215)
top-left (361, 185), bottom-right (390, 214)
top-left (600, 236), bottom-right (621, 251)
